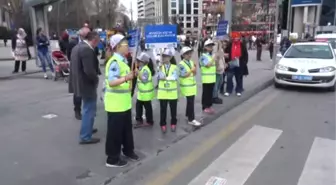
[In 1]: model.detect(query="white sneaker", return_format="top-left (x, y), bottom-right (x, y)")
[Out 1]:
top-left (142, 114), bottom-right (146, 119)
top-left (237, 93), bottom-right (242, 97)
top-left (188, 120), bottom-right (202, 126)
top-left (224, 92), bottom-right (230, 97)
top-left (43, 73), bottom-right (48, 79)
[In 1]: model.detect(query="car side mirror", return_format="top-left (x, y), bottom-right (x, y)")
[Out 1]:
top-left (276, 53), bottom-right (283, 58)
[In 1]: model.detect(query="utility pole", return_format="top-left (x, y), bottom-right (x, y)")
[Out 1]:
top-left (287, 0), bottom-right (292, 36)
top-left (130, 1), bottom-right (133, 28)
top-left (272, 0), bottom-right (280, 69)
top-left (162, 0), bottom-right (169, 24)
top-left (224, 0), bottom-right (232, 33)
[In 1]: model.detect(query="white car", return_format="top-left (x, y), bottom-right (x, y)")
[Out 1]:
top-left (274, 42), bottom-right (336, 91)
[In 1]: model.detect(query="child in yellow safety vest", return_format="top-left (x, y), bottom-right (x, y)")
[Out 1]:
top-left (157, 49), bottom-right (179, 133)
top-left (179, 47), bottom-right (202, 127)
top-left (134, 52), bottom-right (155, 128)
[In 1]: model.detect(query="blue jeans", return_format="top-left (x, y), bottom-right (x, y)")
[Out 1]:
top-left (80, 97), bottom-right (97, 141)
top-left (37, 51), bottom-right (54, 73)
top-left (213, 73), bottom-right (223, 98)
top-left (226, 67), bottom-right (243, 94)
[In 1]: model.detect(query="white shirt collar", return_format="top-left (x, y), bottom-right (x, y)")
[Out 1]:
top-left (83, 40), bottom-right (94, 50)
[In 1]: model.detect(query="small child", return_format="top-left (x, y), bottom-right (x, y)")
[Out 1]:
top-left (134, 52), bottom-right (155, 128)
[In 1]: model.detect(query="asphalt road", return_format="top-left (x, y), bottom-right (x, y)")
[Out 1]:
top-left (110, 86), bottom-right (336, 185)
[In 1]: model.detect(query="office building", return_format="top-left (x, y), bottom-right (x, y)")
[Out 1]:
top-left (138, 0), bottom-right (145, 18)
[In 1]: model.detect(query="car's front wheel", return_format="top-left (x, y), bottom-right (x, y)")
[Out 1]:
top-left (274, 80), bottom-right (281, 89)
top-left (327, 83), bottom-right (336, 92)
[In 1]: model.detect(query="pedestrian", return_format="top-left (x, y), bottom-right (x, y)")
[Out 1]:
top-left (199, 39), bottom-right (216, 114)
top-left (36, 27), bottom-right (55, 79)
top-left (4, 38), bottom-right (7, 47)
top-left (157, 49), bottom-right (179, 133)
top-left (59, 31), bottom-right (69, 55)
top-left (104, 34), bottom-right (139, 167)
top-left (255, 35), bottom-right (263, 61)
top-left (179, 47), bottom-right (201, 126)
top-left (269, 39), bottom-right (274, 61)
top-left (212, 41), bottom-right (226, 104)
top-left (220, 40), bottom-right (229, 95)
top-left (70, 31), bottom-right (101, 145)
top-left (280, 36), bottom-right (291, 55)
top-left (224, 32), bottom-right (248, 97)
top-left (11, 28), bottom-right (31, 73)
top-left (134, 52), bottom-right (155, 128)
top-left (68, 27), bottom-right (91, 120)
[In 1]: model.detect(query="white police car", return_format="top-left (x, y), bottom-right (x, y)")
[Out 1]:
top-left (274, 42), bottom-right (336, 91)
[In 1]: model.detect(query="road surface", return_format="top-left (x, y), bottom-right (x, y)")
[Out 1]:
top-left (111, 86), bottom-right (336, 185)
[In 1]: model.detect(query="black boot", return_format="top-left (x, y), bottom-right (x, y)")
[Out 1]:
top-left (75, 111), bottom-right (82, 120)
top-left (212, 97), bottom-right (223, 104)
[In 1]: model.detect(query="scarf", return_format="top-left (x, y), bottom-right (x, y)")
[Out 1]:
top-left (231, 40), bottom-right (242, 59)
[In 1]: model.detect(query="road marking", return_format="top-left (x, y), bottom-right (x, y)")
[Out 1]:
top-left (297, 137), bottom-right (336, 185)
top-left (205, 176), bottom-right (227, 185)
top-left (145, 91), bottom-right (279, 185)
top-left (188, 125), bottom-right (282, 185)
top-left (42, 114), bottom-right (58, 119)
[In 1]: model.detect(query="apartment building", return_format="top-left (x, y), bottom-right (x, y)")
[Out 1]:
top-left (138, 0), bottom-right (145, 18)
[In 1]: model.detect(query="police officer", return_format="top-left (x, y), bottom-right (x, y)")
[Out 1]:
top-left (134, 52), bottom-right (155, 128)
top-left (199, 40), bottom-right (216, 114)
top-left (104, 34), bottom-right (139, 167)
top-left (179, 47), bottom-right (201, 126)
top-left (157, 49), bottom-right (179, 133)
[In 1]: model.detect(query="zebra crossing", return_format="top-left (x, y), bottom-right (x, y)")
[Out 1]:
top-left (187, 125), bottom-right (336, 185)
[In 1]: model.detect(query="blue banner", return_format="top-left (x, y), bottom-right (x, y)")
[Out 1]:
top-left (144, 25), bottom-right (177, 49)
top-left (128, 29), bottom-right (140, 48)
top-left (291, 0), bottom-right (322, 7)
top-left (216, 20), bottom-right (229, 39)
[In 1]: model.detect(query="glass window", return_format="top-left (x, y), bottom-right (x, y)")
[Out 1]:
top-left (187, 23), bottom-right (192, 27)
top-left (194, 9), bottom-right (198, 14)
top-left (187, 0), bottom-right (191, 14)
top-left (179, 0), bottom-right (184, 14)
top-left (194, 2), bottom-right (198, 8)
top-left (284, 45), bottom-right (334, 59)
top-left (320, 0), bottom-right (336, 26)
top-left (171, 9), bottom-right (177, 15)
top-left (187, 17), bottom-right (191, 21)
top-left (171, 2), bottom-right (176, 8)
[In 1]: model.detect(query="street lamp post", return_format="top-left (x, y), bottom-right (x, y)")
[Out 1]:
top-left (272, 0), bottom-right (280, 69)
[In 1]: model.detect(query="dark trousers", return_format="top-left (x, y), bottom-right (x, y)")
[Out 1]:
top-left (136, 100), bottom-right (154, 124)
top-left (220, 73), bottom-right (226, 93)
top-left (106, 109), bottom-right (135, 163)
top-left (202, 83), bottom-right (215, 110)
top-left (73, 95), bottom-right (82, 112)
top-left (256, 47), bottom-right (262, 60)
top-left (131, 78), bottom-right (137, 97)
top-left (226, 67), bottom-right (243, 93)
top-left (159, 99), bottom-right (177, 126)
top-left (185, 96), bottom-right (195, 122)
top-left (14, 61), bottom-right (26, 72)
top-left (270, 50), bottom-right (273, 59)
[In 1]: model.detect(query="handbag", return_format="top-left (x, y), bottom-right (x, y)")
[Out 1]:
top-left (228, 58), bottom-right (239, 68)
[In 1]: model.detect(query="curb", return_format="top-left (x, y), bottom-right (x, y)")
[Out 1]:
top-left (0, 70), bottom-right (42, 80)
top-left (0, 57), bottom-right (36, 61)
top-left (102, 78), bottom-right (274, 185)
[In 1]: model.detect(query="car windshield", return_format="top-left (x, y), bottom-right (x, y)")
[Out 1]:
top-left (284, 45), bottom-right (334, 59)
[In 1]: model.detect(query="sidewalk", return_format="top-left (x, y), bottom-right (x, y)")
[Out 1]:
top-left (0, 59), bottom-right (42, 79)
top-left (0, 51), bottom-right (274, 185)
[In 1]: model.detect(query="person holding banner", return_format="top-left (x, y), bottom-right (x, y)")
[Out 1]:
top-left (179, 47), bottom-right (202, 127)
top-left (104, 34), bottom-right (139, 167)
top-left (134, 52), bottom-right (155, 128)
top-left (199, 40), bottom-right (216, 114)
top-left (157, 49), bottom-right (179, 133)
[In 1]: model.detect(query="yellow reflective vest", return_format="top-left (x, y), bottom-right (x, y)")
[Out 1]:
top-left (179, 60), bottom-right (197, 96)
top-left (157, 64), bottom-right (178, 100)
top-left (137, 65), bottom-right (154, 101)
top-left (200, 53), bottom-right (216, 84)
top-left (104, 54), bottom-right (132, 112)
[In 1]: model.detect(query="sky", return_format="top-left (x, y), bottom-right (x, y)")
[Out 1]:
top-left (120, 0), bottom-right (138, 20)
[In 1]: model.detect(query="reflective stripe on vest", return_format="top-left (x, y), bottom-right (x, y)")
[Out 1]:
top-left (157, 64), bottom-right (178, 100)
top-left (179, 60), bottom-right (197, 96)
top-left (104, 55), bottom-right (132, 112)
top-left (137, 65), bottom-right (154, 101)
top-left (200, 53), bottom-right (216, 84)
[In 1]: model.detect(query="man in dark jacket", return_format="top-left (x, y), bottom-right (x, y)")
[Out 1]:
top-left (70, 31), bottom-right (101, 144)
top-left (68, 27), bottom-right (90, 120)
top-left (255, 36), bottom-right (263, 61)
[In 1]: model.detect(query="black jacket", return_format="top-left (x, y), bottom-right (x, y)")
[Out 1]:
top-left (224, 41), bottom-right (249, 76)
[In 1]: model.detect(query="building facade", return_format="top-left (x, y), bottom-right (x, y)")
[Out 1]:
top-left (138, 0), bottom-right (145, 18)
top-left (0, 5), bottom-right (11, 29)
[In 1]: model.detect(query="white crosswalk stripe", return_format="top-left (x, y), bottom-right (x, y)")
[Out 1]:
top-left (188, 125), bottom-right (283, 185)
top-left (297, 137), bottom-right (336, 185)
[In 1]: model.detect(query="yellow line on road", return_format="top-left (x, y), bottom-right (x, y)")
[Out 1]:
top-left (145, 91), bottom-right (279, 185)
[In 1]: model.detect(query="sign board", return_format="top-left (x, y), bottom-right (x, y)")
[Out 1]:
top-left (291, 0), bottom-right (322, 7)
top-left (144, 25), bottom-right (177, 49)
top-left (216, 20), bottom-right (229, 39)
top-left (128, 29), bottom-right (140, 52)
